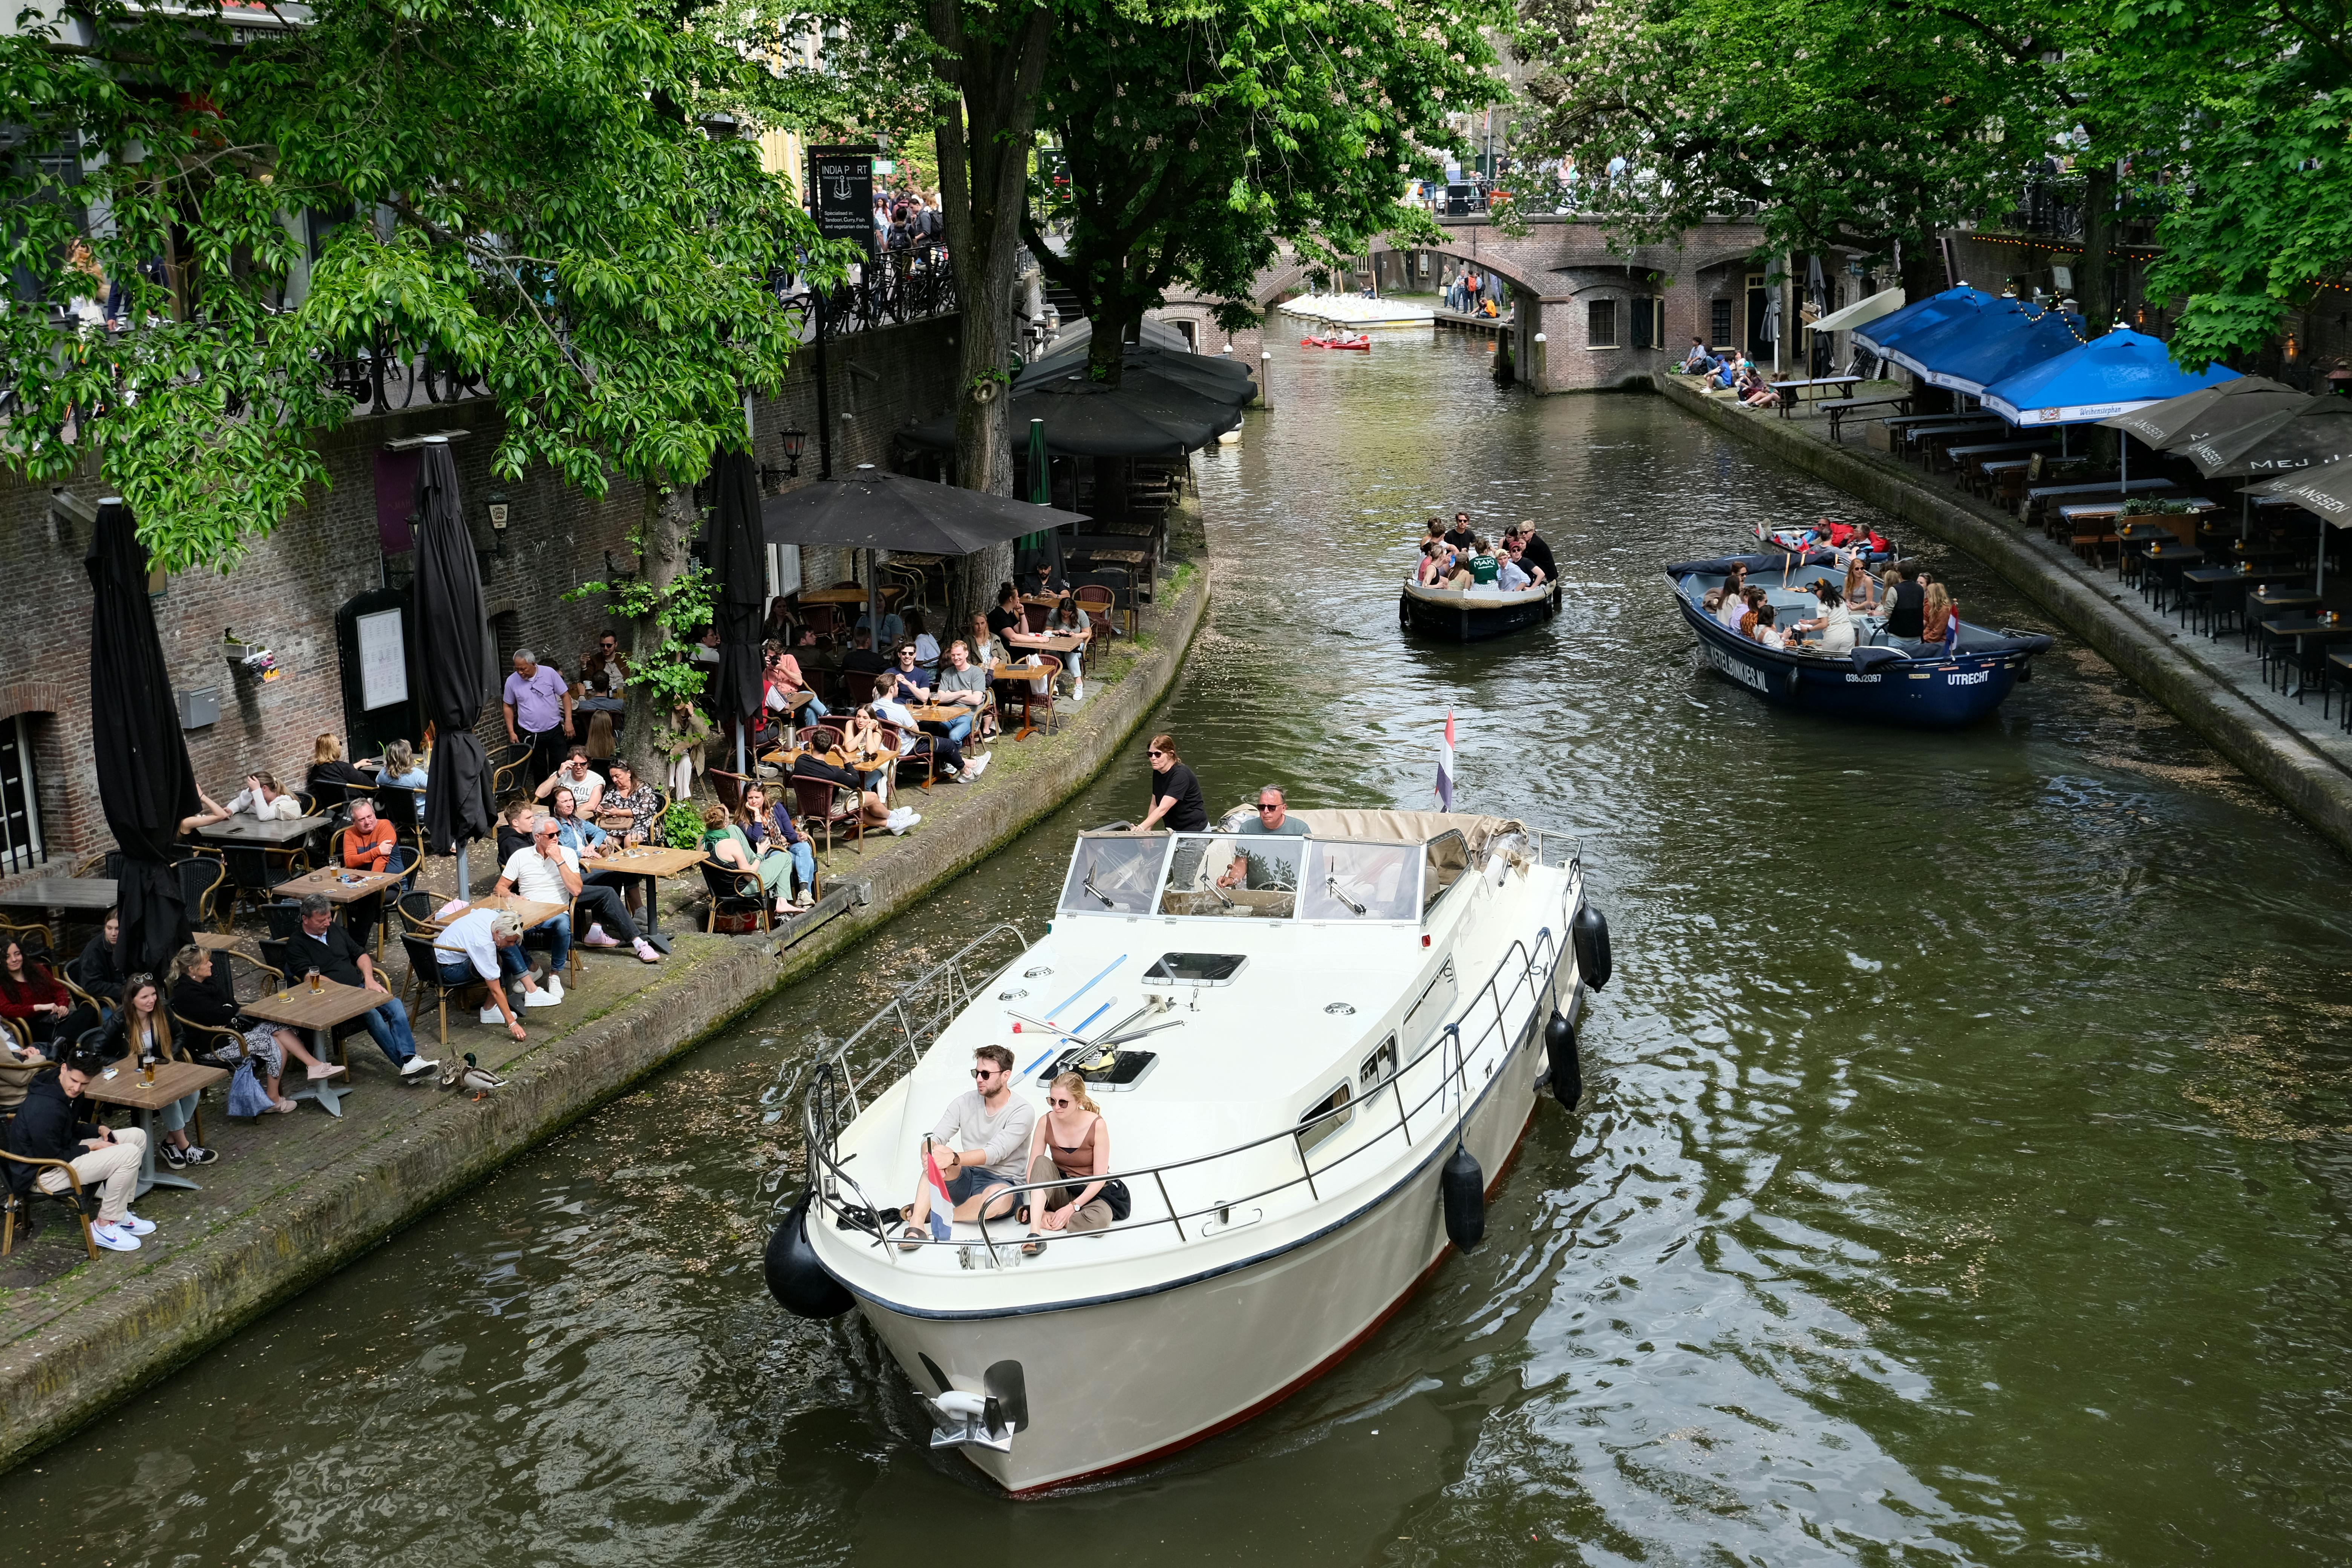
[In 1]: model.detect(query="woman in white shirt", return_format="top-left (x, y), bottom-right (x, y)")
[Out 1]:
top-left (1792, 580), bottom-right (1856, 654)
top-left (1750, 604), bottom-right (1786, 650)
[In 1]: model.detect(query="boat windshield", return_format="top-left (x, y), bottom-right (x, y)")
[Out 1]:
top-left (1298, 841), bottom-right (1422, 921)
top-left (1058, 834), bottom-right (1168, 915)
top-left (1156, 835), bottom-right (1304, 919)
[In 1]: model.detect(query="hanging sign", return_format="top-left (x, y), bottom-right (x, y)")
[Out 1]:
top-left (356, 608), bottom-right (409, 711)
top-left (808, 145), bottom-right (879, 247)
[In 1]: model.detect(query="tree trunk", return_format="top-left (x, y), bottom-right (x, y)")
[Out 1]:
top-left (622, 481), bottom-right (698, 797)
top-left (928, 0), bottom-right (1053, 633)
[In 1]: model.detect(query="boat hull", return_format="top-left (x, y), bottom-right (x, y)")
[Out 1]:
top-left (1675, 593), bottom-right (2032, 727)
top-left (1400, 579), bottom-right (1560, 642)
top-left (850, 959), bottom-right (1574, 1494)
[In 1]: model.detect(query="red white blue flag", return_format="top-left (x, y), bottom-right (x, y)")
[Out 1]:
top-left (1435, 709), bottom-right (1456, 811)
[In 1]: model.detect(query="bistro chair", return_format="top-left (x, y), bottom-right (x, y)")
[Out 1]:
top-left (877, 722), bottom-right (937, 792)
top-left (394, 889), bottom-right (447, 939)
top-left (60, 957), bottom-right (112, 1015)
top-left (401, 931), bottom-right (481, 1046)
top-left (371, 784), bottom-right (426, 863)
top-left (697, 858), bottom-right (774, 936)
top-left (0, 918), bottom-right (55, 964)
top-left (1073, 583), bottom-right (1116, 639)
top-left (789, 773), bottom-right (865, 859)
top-left (174, 856), bottom-right (229, 934)
top-left (0, 1146), bottom-right (101, 1259)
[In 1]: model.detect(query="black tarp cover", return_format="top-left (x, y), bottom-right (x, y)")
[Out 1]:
top-left (414, 440), bottom-right (496, 857)
top-left (85, 499), bottom-right (197, 976)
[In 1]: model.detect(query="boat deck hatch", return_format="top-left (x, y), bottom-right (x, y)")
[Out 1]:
top-left (1142, 952), bottom-right (1248, 986)
top-left (1040, 1046), bottom-right (1160, 1090)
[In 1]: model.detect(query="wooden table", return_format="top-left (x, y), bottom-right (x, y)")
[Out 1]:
top-left (82, 1057), bottom-right (230, 1192)
top-left (587, 845), bottom-right (703, 939)
top-left (991, 657), bottom-right (1070, 741)
top-left (1767, 375), bottom-right (1862, 416)
top-left (242, 979), bottom-right (383, 1116)
top-left (194, 815), bottom-right (328, 846)
top-left (273, 865), bottom-right (407, 955)
top-left (798, 586), bottom-right (905, 608)
top-left (192, 931), bottom-right (242, 952)
top-left (449, 895), bottom-right (568, 929)
top-left (0, 877), bottom-right (118, 920)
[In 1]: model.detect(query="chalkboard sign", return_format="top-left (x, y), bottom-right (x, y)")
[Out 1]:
top-left (356, 608), bottom-right (408, 712)
top-left (334, 586), bottom-right (421, 760)
top-left (808, 145), bottom-right (878, 245)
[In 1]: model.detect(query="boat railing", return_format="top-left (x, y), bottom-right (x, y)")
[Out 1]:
top-left (800, 873), bottom-right (1580, 1268)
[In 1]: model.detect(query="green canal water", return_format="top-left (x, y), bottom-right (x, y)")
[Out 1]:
top-left (6, 335), bottom-right (2352, 1565)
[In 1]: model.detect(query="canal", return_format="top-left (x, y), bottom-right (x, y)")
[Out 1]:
top-left (7, 333), bottom-right (2351, 1565)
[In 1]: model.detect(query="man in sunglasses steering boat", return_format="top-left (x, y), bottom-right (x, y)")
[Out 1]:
top-left (899, 1044), bottom-right (1037, 1248)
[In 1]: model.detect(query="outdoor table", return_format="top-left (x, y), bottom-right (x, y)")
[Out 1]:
top-left (586, 845), bottom-right (703, 939)
top-left (2029, 478), bottom-right (2181, 503)
top-left (2180, 566), bottom-right (2247, 637)
top-left (449, 894), bottom-right (568, 930)
top-left (193, 815), bottom-right (328, 846)
top-left (0, 877), bottom-right (118, 923)
top-left (991, 655), bottom-right (1072, 741)
top-left (798, 586), bottom-right (906, 609)
top-left (2258, 616), bottom-right (2352, 697)
top-left (2329, 650), bottom-right (2352, 724)
top-left (192, 931), bottom-right (241, 952)
top-left (1767, 375), bottom-right (1862, 416)
top-left (2134, 542), bottom-right (2205, 606)
top-left (82, 1057), bottom-right (229, 1193)
top-left (273, 865), bottom-right (408, 956)
top-left (242, 978), bottom-right (376, 1116)
top-left (1948, 439), bottom-right (2058, 460)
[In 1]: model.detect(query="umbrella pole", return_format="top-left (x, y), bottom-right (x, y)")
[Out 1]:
top-left (2320, 517), bottom-right (2329, 596)
top-left (867, 547), bottom-right (880, 662)
top-left (455, 846), bottom-right (469, 901)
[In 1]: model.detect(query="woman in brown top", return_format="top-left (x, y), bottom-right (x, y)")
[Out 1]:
top-left (1022, 1071), bottom-right (1113, 1255)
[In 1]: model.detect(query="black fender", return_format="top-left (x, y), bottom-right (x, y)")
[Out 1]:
top-left (1571, 900), bottom-right (1612, 991)
top-left (764, 1191), bottom-right (854, 1319)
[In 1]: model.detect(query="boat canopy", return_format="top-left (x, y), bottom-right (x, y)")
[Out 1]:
top-left (1057, 816), bottom-right (1521, 923)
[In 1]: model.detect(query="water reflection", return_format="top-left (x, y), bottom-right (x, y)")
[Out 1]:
top-left (6, 335), bottom-right (2352, 1566)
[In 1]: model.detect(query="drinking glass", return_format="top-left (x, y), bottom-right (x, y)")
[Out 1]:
top-left (306, 966), bottom-right (323, 995)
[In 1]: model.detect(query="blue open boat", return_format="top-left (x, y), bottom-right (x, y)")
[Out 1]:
top-left (1667, 553), bottom-right (2052, 727)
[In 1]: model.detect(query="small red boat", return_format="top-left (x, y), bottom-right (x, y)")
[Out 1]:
top-left (1300, 333), bottom-right (1371, 351)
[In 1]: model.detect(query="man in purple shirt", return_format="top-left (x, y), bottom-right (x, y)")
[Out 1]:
top-left (502, 648), bottom-right (574, 785)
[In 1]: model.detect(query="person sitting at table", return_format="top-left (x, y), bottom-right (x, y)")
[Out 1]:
top-left (897, 1044), bottom-right (1034, 1248)
top-left (582, 710), bottom-right (618, 765)
top-left (1748, 602), bottom-right (1787, 650)
top-left (4, 1045), bottom-right (154, 1253)
top-left (576, 651), bottom-right (626, 714)
top-left (788, 737), bottom-right (903, 833)
top-left (1046, 595), bottom-right (1091, 702)
top-left (841, 627), bottom-right (891, 683)
top-left (288, 895), bottom-right (440, 1076)
top-left (1, 937), bottom-right (71, 1047)
top-left (601, 760), bottom-right (662, 847)
top-left (222, 770), bottom-right (303, 821)
top-left (69, 909), bottom-right (126, 1004)
top-left (967, 610), bottom-right (1012, 675)
top-left (877, 641), bottom-right (926, 706)
top-left (904, 609), bottom-right (942, 683)
top-left (658, 700), bottom-right (713, 801)
top-left (764, 644), bottom-right (829, 724)
top-left (306, 734), bottom-right (370, 813)
top-left (702, 799), bottom-right (799, 917)
top-left (870, 680), bottom-right (965, 780)
top-left (763, 595), bottom-right (800, 647)
top-left (535, 797), bottom-right (664, 964)
top-left (429, 906), bottom-right (531, 1042)
top-left (988, 581), bottom-right (1027, 646)
top-left (106, 972), bottom-right (218, 1168)
top-left (740, 787), bottom-right (819, 913)
top-left (338, 794), bottom-right (409, 951)
top-left (928, 639), bottom-right (992, 763)
top-left (581, 628), bottom-right (631, 686)
top-left (167, 943), bottom-right (320, 1113)
top-left (1791, 579), bottom-right (1856, 654)
top-left (378, 738), bottom-right (429, 794)
top-left (854, 600), bottom-right (906, 649)
top-left (534, 746), bottom-right (606, 815)
top-left (1882, 564), bottom-right (1926, 641)
top-left (494, 796), bottom-right (536, 867)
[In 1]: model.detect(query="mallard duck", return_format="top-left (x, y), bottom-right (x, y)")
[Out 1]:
top-left (459, 1053), bottom-right (507, 1099)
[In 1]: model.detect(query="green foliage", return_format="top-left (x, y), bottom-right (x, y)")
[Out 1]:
top-left (566, 562), bottom-right (717, 710)
top-left (1027, 0), bottom-right (1507, 373)
top-left (660, 801), bottom-right (707, 850)
top-left (0, 0), bottom-right (839, 573)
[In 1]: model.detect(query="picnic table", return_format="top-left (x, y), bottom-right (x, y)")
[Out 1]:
top-left (1947, 439), bottom-right (2059, 462)
top-left (586, 845), bottom-right (703, 939)
top-left (1768, 375), bottom-right (1863, 416)
top-left (242, 978), bottom-right (378, 1117)
top-left (1826, 396), bottom-right (1917, 443)
top-left (82, 1057), bottom-right (231, 1194)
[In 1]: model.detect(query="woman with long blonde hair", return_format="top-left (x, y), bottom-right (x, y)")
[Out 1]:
top-left (1021, 1070), bottom-right (1115, 1255)
top-left (1919, 582), bottom-right (1955, 645)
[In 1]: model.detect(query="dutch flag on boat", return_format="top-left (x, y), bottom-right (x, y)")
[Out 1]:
top-left (1435, 710), bottom-right (1456, 811)
top-left (922, 1141), bottom-right (955, 1242)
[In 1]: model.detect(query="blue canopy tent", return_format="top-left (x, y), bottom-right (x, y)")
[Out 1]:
top-left (1982, 329), bottom-right (2240, 484)
top-left (1851, 285), bottom-right (1999, 356)
top-left (1877, 296), bottom-right (2085, 397)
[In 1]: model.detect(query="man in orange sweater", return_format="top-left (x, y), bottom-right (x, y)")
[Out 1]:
top-left (339, 796), bottom-right (405, 949)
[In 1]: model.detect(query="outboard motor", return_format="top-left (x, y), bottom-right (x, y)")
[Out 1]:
top-left (1571, 900), bottom-right (1613, 991)
top-left (1544, 1010), bottom-right (1581, 1110)
top-left (764, 1192), bottom-right (853, 1319)
top-left (1441, 1145), bottom-right (1485, 1252)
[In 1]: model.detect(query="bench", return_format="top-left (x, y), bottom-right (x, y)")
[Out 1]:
top-left (1768, 375), bottom-right (1864, 416)
top-left (1825, 395), bottom-right (1915, 444)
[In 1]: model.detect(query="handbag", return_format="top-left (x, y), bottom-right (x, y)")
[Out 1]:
top-left (1099, 1178), bottom-right (1131, 1223)
top-left (225, 1058), bottom-right (274, 1119)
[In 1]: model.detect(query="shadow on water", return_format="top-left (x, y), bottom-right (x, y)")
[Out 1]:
top-left (8, 335), bottom-right (2352, 1566)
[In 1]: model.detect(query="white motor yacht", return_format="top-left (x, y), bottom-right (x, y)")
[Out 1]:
top-left (768, 808), bottom-right (1612, 1493)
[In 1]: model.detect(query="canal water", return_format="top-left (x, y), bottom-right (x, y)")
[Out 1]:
top-left (8, 334), bottom-right (2352, 1565)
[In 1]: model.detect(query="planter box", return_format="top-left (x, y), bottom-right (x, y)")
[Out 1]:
top-left (2118, 511), bottom-right (2197, 547)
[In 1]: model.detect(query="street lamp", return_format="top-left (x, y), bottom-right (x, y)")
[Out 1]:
top-left (763, 428), bottom-right (808, 491)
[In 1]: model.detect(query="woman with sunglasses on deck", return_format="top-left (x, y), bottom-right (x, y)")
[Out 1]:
top-left (1020, 1071), bottom-right (1115, 1256)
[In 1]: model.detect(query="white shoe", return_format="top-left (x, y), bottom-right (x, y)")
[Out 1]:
top-left (962, 753), bottom-right (990, 780)
top-left (582, 924), bottom-right (620, 948)
top-left (479, 1005), bottom-right (507, 1025)
top-left (91, 1223), bottom-right (141, 1253)
top-left (542, 974), bottom-right (565, 1004)
top-left (401, 1057), bottom-right (439, 1081)
top-left (1068, 682), bottom-right (1084, 704)
top-left (117, 1212), bottom-right (156, 1237)
top-left (524, 985), bottom-right (562, 1008)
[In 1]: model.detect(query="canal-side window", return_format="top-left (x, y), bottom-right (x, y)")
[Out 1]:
top-left (1059, 833), bottom-right (1167, 915)
top-left (1586, 299), bottom-right (1618, 348)
top-left (1299, 841), bottom-right (1419, 920)
top-left (1710, 298), bottom-right (1734, 349)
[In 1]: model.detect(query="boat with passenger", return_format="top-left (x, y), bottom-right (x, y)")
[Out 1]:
top-left (766, 808), bottom-right (1613, 1493)
top-left (1669, 551), bottom-right (2052, 726)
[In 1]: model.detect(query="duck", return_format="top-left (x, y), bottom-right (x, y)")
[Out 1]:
top-left (459, 1053), bottom-right (507, 1099)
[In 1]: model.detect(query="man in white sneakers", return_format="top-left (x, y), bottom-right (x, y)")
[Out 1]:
top-left (5, 1048), bottom-right (154, 1252)
top-left (496, 813), bottom-right (582, 1004)
top-left (430, 907), bottom-right (533, 1039)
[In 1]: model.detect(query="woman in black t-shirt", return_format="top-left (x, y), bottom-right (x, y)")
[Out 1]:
top-left (1138, 733), bottom-right (1208, 833)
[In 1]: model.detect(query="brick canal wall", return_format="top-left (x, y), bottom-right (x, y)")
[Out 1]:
top-left (0, 516), bottom-right (1210, 1472)
top-left (1653, 371), bottom-right (2352, 858)
top-left (0, 316), bottom-right (959, 874)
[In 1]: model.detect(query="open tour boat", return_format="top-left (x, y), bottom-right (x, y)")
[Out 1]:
top-left (766, 809), bottom-right (1613, 1493)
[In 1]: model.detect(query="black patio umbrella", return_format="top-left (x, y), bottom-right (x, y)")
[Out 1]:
top-left (414, 436), bottom-right (496, 890)
top-left (85, 498), bottom-right (198, 976)
top-left (2184, 397), bottom-right (2352, 478)
top-left (1017, 341), bottom-right (1257, 401)
top-left (761, 469), bottom-right (1090, 554)
top-left (2102, 374), bottom-right (2304, 453)
top-left (901, 375), bottom-right (1241, 458)
top-left (708, 450), bottom-right (767, 778)
top-left (2248, 462), bottom-right (2352, 592)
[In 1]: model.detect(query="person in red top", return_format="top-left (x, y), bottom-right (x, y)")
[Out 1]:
top-left (0, 937), bottom-right (70, 1051)
top-left (338, 795), bottom-right (406, 949)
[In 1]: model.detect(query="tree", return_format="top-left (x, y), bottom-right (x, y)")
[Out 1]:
top-left (1028, 0), bottom-right (1508, 388)
top-left (0, 0), bottom-right (842, 773)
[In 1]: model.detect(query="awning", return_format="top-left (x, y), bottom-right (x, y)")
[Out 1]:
top-left (1852, 285), bottom-right (1998, 354)
top-left (1806, 286), bottom-right (1903, 334)
top-left (1877, 296), bottom-right (2084, 397)
top-left (1981, 329), bottom-right (2240, 427)
top-left (901, 372), bottom-right (1244, 458)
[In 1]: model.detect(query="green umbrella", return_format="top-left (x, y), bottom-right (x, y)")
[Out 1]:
top-left (1019, 416), bottom-right (1050, 554)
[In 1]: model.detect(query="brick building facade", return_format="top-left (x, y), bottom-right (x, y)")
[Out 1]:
top-left (0, 315), bottom-right (960, 877)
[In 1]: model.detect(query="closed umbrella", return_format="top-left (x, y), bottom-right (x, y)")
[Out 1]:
top-left (85, 498), bottom-right (199, 976)
top-left (414, 437), bottom-right (495, 894)
top-left (708, 451), bottom-right (767, 782)
top-left (1017, 418), bottom-right (1054, 568)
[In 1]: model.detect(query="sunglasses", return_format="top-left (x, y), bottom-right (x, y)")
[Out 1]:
top-left (970, 1067), bottom-right (999, 1080)
top-left (1050, 1096), bottom-right (1074, 1107)
top-left (1257, 802), bottom-right (1280, 812)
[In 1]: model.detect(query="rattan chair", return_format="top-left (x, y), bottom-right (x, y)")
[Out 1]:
top-left (0, 1147), bottom-right (101, 1259)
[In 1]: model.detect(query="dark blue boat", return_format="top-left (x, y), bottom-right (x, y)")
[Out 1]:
top-left (1668, 553), bottom-right (2052, 728)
